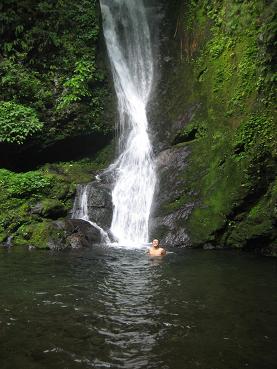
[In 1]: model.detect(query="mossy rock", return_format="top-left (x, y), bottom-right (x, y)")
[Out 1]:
top-left (152, 0), bottom-right (276, 254)
top-left (13, 221), bottom-right (63, 249)
top-left (226, 219), bottom-right (273, 249)
top-left (225, 180), bottom-right (277, 253)
top-left (31, 199), bottom-right (67, 219)
top-left (13, 219), bottom-right (102, 250)
top-left (173, 121), bottom-right (207, 145)
top-left (0, 231), bottom-right (8, 244)
top-left (0, 142), bottom-right (115, 247)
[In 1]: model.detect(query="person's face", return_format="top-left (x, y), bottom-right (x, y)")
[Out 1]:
top-left (152, 239), bottom-right (159, 248)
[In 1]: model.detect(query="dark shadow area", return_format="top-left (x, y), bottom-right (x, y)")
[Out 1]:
top-left (0, 133), bottom-right (112, 172)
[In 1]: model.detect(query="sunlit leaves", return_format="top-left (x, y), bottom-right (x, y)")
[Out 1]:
top-left (0, 101), bottom-right (43, 144)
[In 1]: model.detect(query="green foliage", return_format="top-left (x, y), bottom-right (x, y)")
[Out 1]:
top-left (174, 120), bottom-right (207, 144)
top-left (0, 59), bottom-right (52, 109)
top-left (0, 169), bottom-right (53, 197)
top-left (39, 198), bottom-right (67, 218)
top-left (57, 59), bottom-right (97, 110)
top-left (234, 114), bottom-right (276, 155)
top-left (0, 101), bottom-right (43, 144)
top-left (14, 221), bottom-right (61, 249)
top-left (0, 142), bottom-right (114, 244)
top-left (0, 0), bottom-right (112, 148)
top-left (208, 34), bottom-right (234, 59)
top-left (0, 1), bottom-right (114, 245)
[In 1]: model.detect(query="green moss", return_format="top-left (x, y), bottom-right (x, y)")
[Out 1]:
top-left (183, 127), bottom-right (248, 244)
top-left (0, 230), bottom-right (8, 243)
top-left (174, 120), bottom-right (207, 144)
top-left (39, 199), bottom-right (67, 219)
top-left (43, 143), bottom-right (115, 184)
top-left (163, 193), bottom-right (191, 214)
top-left (233, 114), bottom-right (276, 155)
top-left (160, 0), bottom-right (276, 253)
top-left (0, 141), bottom-right (115, 245)
top-left (225, 178), bottom-right (277, 252)
top-left (14, 221), bottom-right (65, 249)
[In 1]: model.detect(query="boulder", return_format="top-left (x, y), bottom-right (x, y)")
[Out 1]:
top-left (14, 219), bottom-right (102, 250)
top-left (50, 219), bottom-right (102, 250)
top-left (31, 199), bottom-right (67, 219)
top-left (72, 181), bottom-right (113, 230)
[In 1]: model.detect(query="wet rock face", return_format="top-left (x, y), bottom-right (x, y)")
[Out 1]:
top-left (151, 207), bottom-right (192, 247)
top-left (86, 182), bottom-right (113, 230)
top-left (50, 219), bottom-right (102, 250)
top-left (150, 145), bottom-right (195, 247)
top-left (71, 180), bottom-right (113, 231)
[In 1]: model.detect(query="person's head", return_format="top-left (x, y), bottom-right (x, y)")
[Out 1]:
top-left (152, 239), bottom-right (159, 248)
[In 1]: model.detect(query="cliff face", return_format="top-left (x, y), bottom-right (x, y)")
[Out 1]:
top-left (151, 0), bottom-right (277, 255)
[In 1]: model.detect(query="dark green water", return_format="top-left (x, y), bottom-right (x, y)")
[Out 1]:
top-left (0, 246), bottom-right (276, 369)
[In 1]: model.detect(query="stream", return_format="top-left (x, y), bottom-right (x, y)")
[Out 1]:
top-left (0, 247), bottom-right (276, 369)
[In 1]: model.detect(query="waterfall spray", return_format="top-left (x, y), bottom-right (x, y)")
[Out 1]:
top-left (100, 0), bottom-right (156, 246)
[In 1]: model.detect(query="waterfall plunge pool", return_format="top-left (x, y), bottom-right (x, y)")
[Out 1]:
top-left (0, 246), bottom-right (276, 369)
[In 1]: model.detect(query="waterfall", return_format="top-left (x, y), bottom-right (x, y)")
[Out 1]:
top-left (72, 184), bottom-right (110, 243)
top-left (72, 184), bottom-right (91, 223)
top-left (100, 0), bottom-right (157, 246)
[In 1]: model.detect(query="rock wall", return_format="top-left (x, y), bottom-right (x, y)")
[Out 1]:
top-left (151, 0), bottom-right (276, 256)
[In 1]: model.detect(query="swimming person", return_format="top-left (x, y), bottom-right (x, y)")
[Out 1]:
top-left (148, 239), bottom-right (166, 256)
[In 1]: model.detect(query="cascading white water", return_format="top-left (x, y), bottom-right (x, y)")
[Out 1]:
top-left (100, 0), bottom-right (157, 246)
top-left (72, 184), bottom-right (91, 223)
top-left (72, 184), bottom-right (110, 243)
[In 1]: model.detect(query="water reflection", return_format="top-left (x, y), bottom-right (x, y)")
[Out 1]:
top-left (94, 248), bottom-right (165, 368)
top-left (0, 247), bottom-right (277, 369)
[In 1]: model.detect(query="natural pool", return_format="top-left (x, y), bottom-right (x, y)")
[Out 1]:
top-left (0, 246), bottom-right (276, 369)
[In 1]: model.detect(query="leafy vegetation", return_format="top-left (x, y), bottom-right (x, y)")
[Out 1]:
top-left (0, 143), bottom-right (114, 245)
top-left (57, 59), bottom-right (101, 110)
top-left (0, 169), bottom-right (53, 197)
top-left (0, 0), bottom-right (113, 149)
top-left (0, 101), bottom-right (43, 144)
top-left (0, 1), bottom-right (115, 246)
top-left (234, 114), bottom-right (275, 156)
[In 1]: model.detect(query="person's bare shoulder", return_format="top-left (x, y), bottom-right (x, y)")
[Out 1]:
top-left (160, 248), bottom-right (166, 256)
